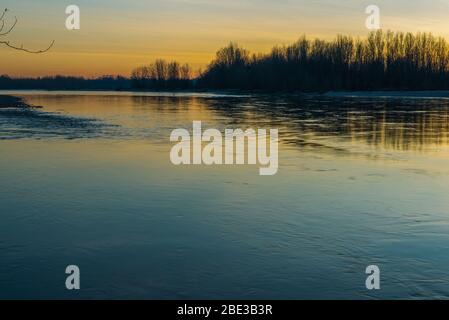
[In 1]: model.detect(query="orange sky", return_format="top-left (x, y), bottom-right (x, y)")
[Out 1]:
top-left (2, 0), bottom-right (449, 77)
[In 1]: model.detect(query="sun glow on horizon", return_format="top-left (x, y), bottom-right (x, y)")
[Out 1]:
top-left (2, 0), bottom-right (449, 77)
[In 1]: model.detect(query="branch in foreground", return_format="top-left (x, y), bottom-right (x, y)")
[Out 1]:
top-left (0, 16), bottom-right (17, 36)
top-left (0, 8), bottom-right (7, 33)
top-left (0, 8), bottom-right (54, 53)
top-left (0, 8), bottom-right (8, 21)
top-left (0, 39), bottom-right (55, 53)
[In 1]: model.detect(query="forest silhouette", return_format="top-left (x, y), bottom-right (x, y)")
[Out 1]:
top-left (197, 30), bottom-right (449, 91)
top-left (4, 30), bottom-right (449, 92)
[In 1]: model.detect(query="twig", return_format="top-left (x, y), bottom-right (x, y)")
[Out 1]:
top-left (0, 16), bottom-right (17, 36)
top-left (0, 8), bottom-right (54, 53)
top-left (0, 8), bottom-right (8, 21)
top-left (0, 39), bottom-right (55, 53)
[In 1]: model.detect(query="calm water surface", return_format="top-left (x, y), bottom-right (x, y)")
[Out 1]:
top-left (1, 91), bottom-right (449, 299)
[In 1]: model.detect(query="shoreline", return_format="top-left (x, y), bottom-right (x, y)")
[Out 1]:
top-left (0, 94), bottom-right (42, 109)
top-left (0, 95), bottom-right (30, 108)
top-left (325, 90), bottom-right (449, 99)
top-left (5, 89), bottom-right (449, 99)
top-left (5, 88), bottom-right (449, 104)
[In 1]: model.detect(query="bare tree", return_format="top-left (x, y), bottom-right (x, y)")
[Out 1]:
top-left (0, 8), bottom-right (54, 53)
top-left (180, 63), bottom-right (191, 80)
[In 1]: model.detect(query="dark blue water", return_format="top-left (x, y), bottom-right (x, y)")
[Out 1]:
top-left (1, 91), bottom-right (449, 299)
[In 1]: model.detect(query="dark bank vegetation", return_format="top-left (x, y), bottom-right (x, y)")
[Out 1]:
top-left (131, 59), bottom-right (193, 89)
top-left (198, 30), bottom-right (449, 91)
top-left (0, 75), bottom-right (131, 90)
top-left (3, 30), bottom-right (449, 92)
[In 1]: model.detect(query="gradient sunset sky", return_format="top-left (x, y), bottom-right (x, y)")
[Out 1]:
top-left (2, 0), bottom-right (449, 77)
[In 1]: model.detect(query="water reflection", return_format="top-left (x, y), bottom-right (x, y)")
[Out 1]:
top-left (200, 96), bottom-right (449, 152)
top-left (2, 92), bottom-right (449, 299)
top-left (2, 93), bottom-right (449, 153)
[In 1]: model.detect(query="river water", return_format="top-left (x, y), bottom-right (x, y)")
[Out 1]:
top-left (1, 91), bottom-right (449, 299)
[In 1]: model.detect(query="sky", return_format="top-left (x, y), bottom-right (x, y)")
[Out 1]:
top-left (2, 0), bottom-right (449, 77)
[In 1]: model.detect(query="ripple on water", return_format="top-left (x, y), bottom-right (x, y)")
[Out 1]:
top-left (0, 107), bottom-right (121, 140)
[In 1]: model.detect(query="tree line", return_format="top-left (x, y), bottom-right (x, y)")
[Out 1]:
top-left (0, 75), bottom-right (131, 90)
top-left (198, 30), bottom-right (449, 91)
top-left (4, 30), bottom-right (449, 91)
top-left (131, 59), bottom-right (193, 89)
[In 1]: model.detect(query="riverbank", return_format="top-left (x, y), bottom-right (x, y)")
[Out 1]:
top-left (325, 90), bottom-right (449, 99)
top-left (0, 95), bottom-right (31, 108)
top-left (5, 89), bottom-right (449, 101)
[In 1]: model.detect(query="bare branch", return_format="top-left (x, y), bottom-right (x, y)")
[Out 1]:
top-left (0, 8), bottom-right (54, 53)
top-left (0, 8), bottom-right (8, 21)
top-left (0, 39), bottom-right (55, 54)
top-left (0, 16), bottom-right (17, 36)
top-left (0, 8), bottom-right (8, 33)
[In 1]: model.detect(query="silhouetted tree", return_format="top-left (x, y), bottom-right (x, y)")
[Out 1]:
top-left (5, 30), bottom-right (449, 92)
top-left (0, 75), bottom-right (131, 90)
top-left (198, 30), bottom-right (449, 91)
top-left (131, 59), bottom-right (193, 90)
